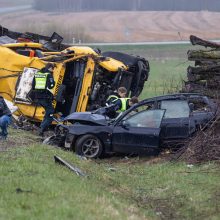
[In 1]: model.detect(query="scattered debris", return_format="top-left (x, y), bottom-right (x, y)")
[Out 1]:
top-left (107, 167), bottom-right (117, 172)
top-left (54, 155), bottom-right (87, 177)
top-left (16, 188), bottom-right (32, 194)
top-left (77, 155), bottom-right (88, 160)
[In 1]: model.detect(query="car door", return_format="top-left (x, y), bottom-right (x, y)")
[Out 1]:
top-left (112, 109), bottom-right (165, 154)
top-left (159, 100), bottom-right (196, 140)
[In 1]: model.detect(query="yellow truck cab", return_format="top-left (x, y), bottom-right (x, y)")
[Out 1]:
top-left (0, 26), bottom-right (149, 123)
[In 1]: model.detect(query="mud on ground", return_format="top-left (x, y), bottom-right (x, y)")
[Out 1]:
top-left (0, 128), bottom-right (41, 152)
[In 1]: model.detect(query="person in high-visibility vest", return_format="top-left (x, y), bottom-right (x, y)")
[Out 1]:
top-left (115, 96), bottom-right (139, 112)
top-left (105, 96), bottom-right (139, 118)
top-left (106, 87), bottom-right (127, 106)
top-left (31, 63), bottom-right (55, 136)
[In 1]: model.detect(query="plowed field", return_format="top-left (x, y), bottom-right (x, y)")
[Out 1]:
top-left (1, 10), bottom-right (220, 42)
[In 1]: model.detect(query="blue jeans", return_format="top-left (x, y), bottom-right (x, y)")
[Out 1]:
top-left (0, 115), bottom-right (11, 137)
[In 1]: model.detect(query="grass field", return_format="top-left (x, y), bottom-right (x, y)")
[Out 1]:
top-left (0, 135), bottom-right (219, 220)
top-left (0, 44), bottom-right (219, 220)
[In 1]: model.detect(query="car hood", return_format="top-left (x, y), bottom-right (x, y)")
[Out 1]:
top-left (63, 112), bottom-right (108, 126)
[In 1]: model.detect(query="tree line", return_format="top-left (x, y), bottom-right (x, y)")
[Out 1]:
top-left (33, 0), bottom-right (220, 12)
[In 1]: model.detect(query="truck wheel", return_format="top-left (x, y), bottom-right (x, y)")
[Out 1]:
top-left (75, 135), bottom-right (103, 158)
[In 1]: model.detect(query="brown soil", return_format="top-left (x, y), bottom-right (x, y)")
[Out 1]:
top-left (1, 10), bottom-right (220, 42)
top-left (0, 129), bottom-right (41, 152)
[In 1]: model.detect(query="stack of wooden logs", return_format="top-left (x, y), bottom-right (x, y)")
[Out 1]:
top-left (183, 35), bottom-right (220, 99)
top-left (174, 36), bottom-right (220, 163)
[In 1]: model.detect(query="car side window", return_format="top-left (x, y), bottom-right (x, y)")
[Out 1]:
top-left (160, 100), bottom-right (190, 118)
top-left (123, 109), bottom-right (165, 128)
top-left (123, 102), bottom-right (155, 120)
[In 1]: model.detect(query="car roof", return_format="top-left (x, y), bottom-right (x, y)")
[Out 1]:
top-left (127, 93), bottom-right (211, 113)
top-left (139, 93), bottom-right (206, 105)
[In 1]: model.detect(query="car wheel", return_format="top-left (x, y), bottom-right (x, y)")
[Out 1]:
top-left (75, 135), bottom-right (103, 158)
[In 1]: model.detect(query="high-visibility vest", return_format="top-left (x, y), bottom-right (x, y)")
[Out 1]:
top-left (107, 95), bottom-right (119, 103)
top-left (118, 98), bottom-right (130, 112)
top-left (34, 72), bottom-right (49, 90)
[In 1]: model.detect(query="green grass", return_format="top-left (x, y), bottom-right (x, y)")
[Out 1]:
top-left (0, 141), bottom-right (219, 220)
top-left (97, 44), bottom-right (193, 60)
top-left (140, 59), bottom-right (188, 98)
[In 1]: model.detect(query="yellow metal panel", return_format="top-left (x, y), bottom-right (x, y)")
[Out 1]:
top-left (2, 42), bottom-right (44, 49)
top-left (62, 46), bottom-right (98, 55)
top-left (76, 57), bottom-right (95, 112)
top-left (0, 46), bottom-right (65, 122)
top-left (99, 57), bottom-right (127, 72)
top-left (0, 46), bottom-right (44, 100)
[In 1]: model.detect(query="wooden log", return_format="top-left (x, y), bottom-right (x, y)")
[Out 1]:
top-left (188, 50), bottom-right (220, 61)
top-left (182, 82), bottom-right (220, 98)
top-left (187, 65), bottom-right (220, 75)
top-left (190, 35), bottom-right (220, 49)
top-left (195, 60), bottom-right (220, 66)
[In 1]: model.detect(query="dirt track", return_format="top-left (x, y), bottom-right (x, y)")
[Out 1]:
top-left (1, 10), bottom-right (220, 42)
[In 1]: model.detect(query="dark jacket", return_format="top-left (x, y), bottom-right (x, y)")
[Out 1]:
top-left (105, 99), bottom-right (130, 118)
top-left (0, 96), bottom-right (11, 117)
top-left (106, 92), bottom-right (119, 105)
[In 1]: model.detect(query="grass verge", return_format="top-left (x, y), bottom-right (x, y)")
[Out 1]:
top-left (0, 140), bottom-right (219, 220)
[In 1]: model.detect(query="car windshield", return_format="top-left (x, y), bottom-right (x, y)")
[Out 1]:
top-left (108, 112), bottom-right (123, 124)
top-left (122, 104), bottom-right (148, 121)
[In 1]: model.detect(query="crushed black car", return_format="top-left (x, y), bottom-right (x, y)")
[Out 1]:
top-left (44, 93), bottom-right (218, 158)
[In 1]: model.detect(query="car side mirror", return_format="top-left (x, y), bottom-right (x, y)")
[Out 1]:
top-left (121, 120), bottom-right (130, 129)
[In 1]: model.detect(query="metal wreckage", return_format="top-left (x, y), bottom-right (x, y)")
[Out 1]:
top-left (0, 26), bottom-right (149, 124)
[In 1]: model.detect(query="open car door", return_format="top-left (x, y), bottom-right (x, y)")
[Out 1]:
top-left (112, 109), bottom-right (165, 154)
top-left (159, 100), bottom-right (196, 140)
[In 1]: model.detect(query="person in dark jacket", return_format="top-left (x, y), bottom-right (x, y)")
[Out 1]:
top-left (31, 63), bottom-right (56, 136)
top-left (0, 96), bottom-right (12, 140)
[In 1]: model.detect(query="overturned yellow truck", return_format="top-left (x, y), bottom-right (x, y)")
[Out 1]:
top-left (0, 26), bottom-right (149, 123)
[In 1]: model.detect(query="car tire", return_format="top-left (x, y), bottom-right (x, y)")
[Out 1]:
top-left (75, 135), bottom-right (103, 159)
